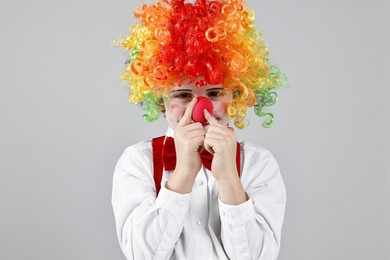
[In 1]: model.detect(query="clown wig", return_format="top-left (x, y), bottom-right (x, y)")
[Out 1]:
top-left (114, 0), bottom-right (287, 128)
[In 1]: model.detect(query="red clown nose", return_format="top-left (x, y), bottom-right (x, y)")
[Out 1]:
top-left (192, 96), bottom-right (214, 124)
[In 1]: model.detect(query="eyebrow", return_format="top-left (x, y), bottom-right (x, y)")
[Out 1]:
top-left (169, 87), bottom-right (224, 93)
top-left (170, 89), bottom-right (192, 93)
top-left (206, 87), bottom-right (224, 91)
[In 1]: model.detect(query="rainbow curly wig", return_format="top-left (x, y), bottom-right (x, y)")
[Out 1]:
top-left (114, 0), bottom-right (287, 128)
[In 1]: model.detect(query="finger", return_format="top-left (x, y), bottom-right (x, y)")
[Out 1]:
top-left (207, 124), bottom-right (236, 137)
top-left (204, 132), bottom-right (226, 141)
top-left (204, 109), bottom-right (219, 125)
top-left (193, 136), bottom-right (206, 153)
top-left (227, 126), bottom-right (235, 132)
top-left (181, 122), bottom-right (204, 132)
top-left (207, 123), bottom-right (231, 132)
top-left (204, 136), bottom-right (236, 155)
top-left (204, 142), bottom-right (215, 155)
top-left (186, 129), bottom-right (206, 139)
top-left (177, 98), bottom-right (197, 127)
top-left (204, 135), bottom-right (219, 155)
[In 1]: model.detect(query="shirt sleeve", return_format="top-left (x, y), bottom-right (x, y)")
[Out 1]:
top-left (219, 146), bottom-right (287, 260)
top-left (111, 142), bottom-right (191, 260)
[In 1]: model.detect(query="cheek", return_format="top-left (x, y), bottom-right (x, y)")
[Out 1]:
top-left (168, 103), bottom-right (186, 119)
top-left (212, 100), bottom-right (228, 115)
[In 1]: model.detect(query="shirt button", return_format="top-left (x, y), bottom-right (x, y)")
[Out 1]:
top-left (197, 220), bottom-right (202, 226)
top-left (221, 210), bottom-right (226, 216)
top-left (198, 180), bottom-right (204, 186)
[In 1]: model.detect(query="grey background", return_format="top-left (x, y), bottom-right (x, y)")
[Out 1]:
top-left (0, 0), bottom-right (389, 259)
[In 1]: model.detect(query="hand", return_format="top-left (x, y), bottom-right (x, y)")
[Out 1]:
top-left (174, 98), bottom-right (206, 174)
top-left (166, 99), bottom-right (205, 193)
top-left (204, 110), bottom-right (247, 205)
top-left (204, 110), bottom-right (237, 181)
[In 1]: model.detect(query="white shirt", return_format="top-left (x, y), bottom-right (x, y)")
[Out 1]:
top-left (112, 128), bottom-right (286, 260)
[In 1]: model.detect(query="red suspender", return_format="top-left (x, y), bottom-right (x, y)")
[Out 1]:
top-left (152, 136), bottom-right (241, 196)
top-left (235, 142), bottom-right (241, 176)
top-left (152, 136), bottom-right (165, 196)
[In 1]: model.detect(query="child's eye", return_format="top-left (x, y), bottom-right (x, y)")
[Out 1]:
top-left (206, 90), bottom-right (225, 99)
top-left (174, 92), bottom-right (194, 99)
top-left (169, 91), bottom-right (195, 103)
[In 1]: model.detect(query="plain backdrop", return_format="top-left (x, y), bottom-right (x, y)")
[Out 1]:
top-left (0, 0), bottom-right (389, 259)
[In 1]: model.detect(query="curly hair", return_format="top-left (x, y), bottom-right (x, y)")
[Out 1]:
top-left (114, 0), bottom-right (287, 128)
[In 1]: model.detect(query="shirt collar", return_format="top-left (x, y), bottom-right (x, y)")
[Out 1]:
top-left (166, 126), bottom-right (174, 138)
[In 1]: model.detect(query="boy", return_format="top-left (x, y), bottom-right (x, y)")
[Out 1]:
top-left (112, 0), bottom-right (287, 259)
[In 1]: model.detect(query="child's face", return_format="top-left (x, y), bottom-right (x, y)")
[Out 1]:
top-left (164, 82), bottom-right (231, 131)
